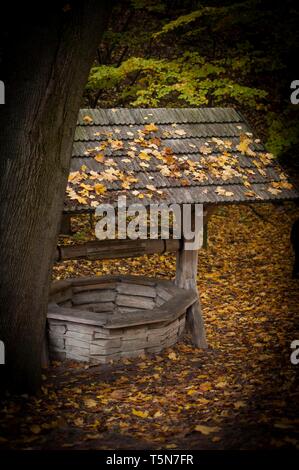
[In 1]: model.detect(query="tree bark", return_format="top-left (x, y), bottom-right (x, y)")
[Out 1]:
top-left (0, 1), bottom-right (112, 393)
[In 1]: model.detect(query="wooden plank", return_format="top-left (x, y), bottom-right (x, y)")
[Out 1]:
top-left (65, 337), bottom-right (90, 349)
top-left (105, 311), bottom-right (167, 329)
top-left (59, 300), bottom-right (73, 308)
top-left (116, 294), bottom-right (155, 310)
top-left (157, 290), bottom-right (198, 320)
top-left (90, 343), bottom-right (120, 355)
top-left (70, 275), bottom-right (120, 287)
top-left (50, 279), bottom-right (72, 295)
top-left (58, 238), bottom-right (180, 261)
top-left (118, 275), bottom-right (157, 286)
top-left (65, 323), bottom-right (97, 335)
top-left (117, 307), bottom-right (149, 314)
top-left (156, 286), bottom-right (173, 301)
top-left (72, 282), bottom-right (117, 293)
top-left (116, 282), bottom-right (156, 298)
top-left (66, 330), bottom-right (93, 342)
top-left (93, 328), bottom-right (123, 339)
top-left (47, 306), bottom-right (107, 326)
top-left (49, 284), bottom-right (73, 304)
top-left (73, 302), bottom-right (114, 313)
top-left (66, 352), bottom-right (89, 362)
top-left (91, 338), bottom-right (121, 348)
top-left (49, 336), bottom-right (65, 349)
top-left (105, 288), bottom-right (196, 329)
top-left (155, 296), bottom-right (165, 307)
top-left (72, 290), bottom-right (115, 305)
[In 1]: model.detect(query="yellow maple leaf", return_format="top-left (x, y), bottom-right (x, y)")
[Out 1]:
top-left (199, 382), bottom-right (212, 392)
top-left (132, 409), bottom-right (149, 418)
top-left (236, 135), bottom-right (255, 156)
top-left (110, 139), bottom-right (124, 150)
top-left (138, 151), bottom-right (151, 161)
top-left (144, 123), bottom-right (158, 133)
top-left (95, 153), bottom-right (105, 163)
top-left (94, 184), bottom-right (107, 195)
top-left (83, 115), bottom-right (93, 124)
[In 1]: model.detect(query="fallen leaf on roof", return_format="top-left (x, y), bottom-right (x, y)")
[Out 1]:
top-left (215, 187), bottom-right (234, 197)
top-left (94, 153), bottom-right (105, 163)
top-left (144, 123), bottom-right (158, 133)
top-left (175, 129), bottom-right (186, 136)
top-left (83, 115), bottom-right (93, 124)
top-left (94, 183), bottom-right (107, 195)
top-left (138, 151), bottom-right (151, 161)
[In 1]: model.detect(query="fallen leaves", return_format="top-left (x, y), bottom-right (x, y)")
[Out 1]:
top-left (83, 115), bottom-right (93, 124)
top-left (30, 425), bottom-right (41, 435)
top-left (194, 424), bottom-right (221, 435)
top-left (215, 187), bottom-right (234, 197)
top-left (132, 409), bottom-right (149, 419)
top-left (66, 120), bottom-right (293, 207)
top-left (83, 398), bottom-right (98, 408)
top-left (1, 204), bottom-right (299, 450)
top-left (236, 134), bottom-right (256, 157)
top-left (94, 183), bottom-right (107, 195)
top-left (144, 123), bottom-right (158, 133)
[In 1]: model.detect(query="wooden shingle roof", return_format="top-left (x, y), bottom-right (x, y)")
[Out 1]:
top-left (65, 108), bottom-right (298, 212)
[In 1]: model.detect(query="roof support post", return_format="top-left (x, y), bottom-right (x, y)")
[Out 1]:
top-left (60, 214), bottom-right (72, 235)
top-left (175, 206), bottom-right (208, 348)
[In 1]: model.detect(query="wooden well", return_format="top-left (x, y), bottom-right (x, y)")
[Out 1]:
top-left (47, 275), bottom-right (197, 363)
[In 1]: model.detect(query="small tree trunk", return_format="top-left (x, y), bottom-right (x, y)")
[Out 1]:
top-left (0, 2), bottom-right (111, 393)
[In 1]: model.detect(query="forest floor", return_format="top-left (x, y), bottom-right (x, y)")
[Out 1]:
top-left (1, 203), bottom-right (299, 450)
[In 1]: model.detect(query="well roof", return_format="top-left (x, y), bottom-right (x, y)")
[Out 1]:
top-left (65, 107), bottom-right (298, 212)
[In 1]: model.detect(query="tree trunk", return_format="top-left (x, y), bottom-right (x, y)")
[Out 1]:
top-left (0, 2), bottom-right (111, 393)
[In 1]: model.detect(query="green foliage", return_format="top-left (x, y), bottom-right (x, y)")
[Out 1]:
top-left (266, 112), bottom-right (299, 157)
top-left (153, 1), bottom-right (260, 38)
top-left (88, 53), bottom-right (267, 108)
top-left (85, 0), bottom-right (299, 157)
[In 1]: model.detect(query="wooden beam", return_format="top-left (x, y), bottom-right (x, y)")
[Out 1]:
top-left (175, 208), bottom-right (208, 349)
top-left (56, 238), bottom-right (181, 262)
top-left (60, 214), bottom-right (72, 235)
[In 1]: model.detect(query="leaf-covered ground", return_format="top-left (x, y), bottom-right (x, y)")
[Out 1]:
top-left (1, 203), bottom-right (299, 450)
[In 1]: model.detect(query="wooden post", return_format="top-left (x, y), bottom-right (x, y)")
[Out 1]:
top-left (60, 213), bottom-right (72, 235)
top-left (175, 207), bottom-right (208, 348)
